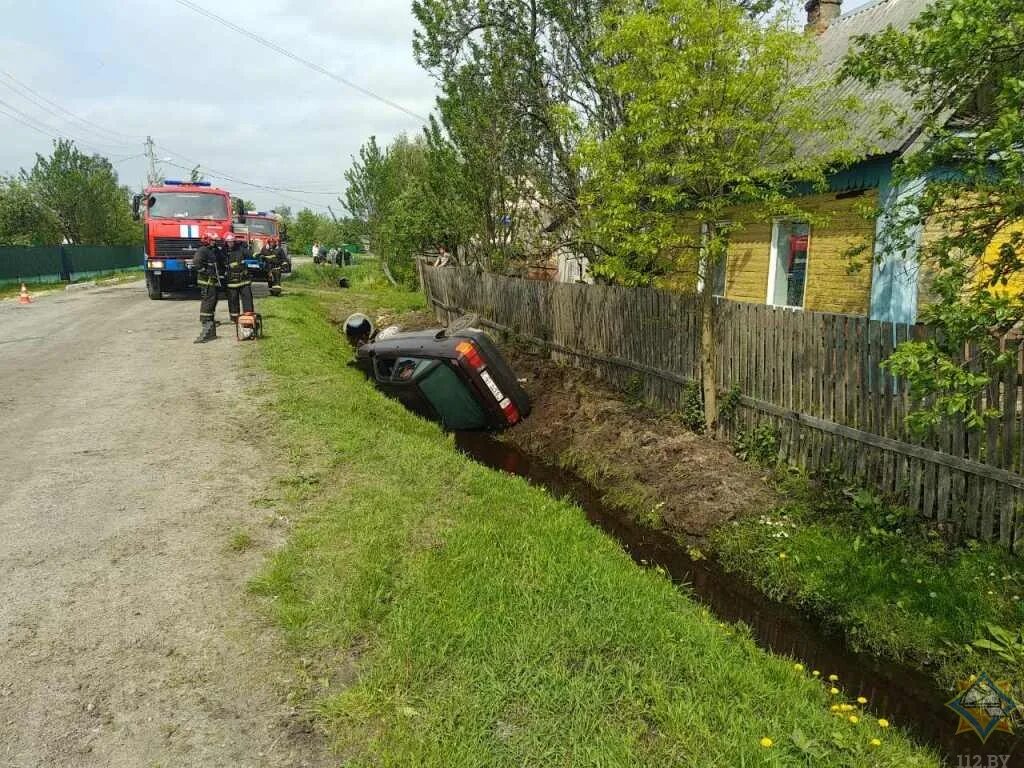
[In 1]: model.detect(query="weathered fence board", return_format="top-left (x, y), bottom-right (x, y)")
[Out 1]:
top-left (422, 265), bottom-right (1024, 552)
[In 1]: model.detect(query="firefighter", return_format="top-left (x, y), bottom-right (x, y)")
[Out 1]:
top-left (224, 236), bottom-right (255, 323)
top-left (193, 236), bottom-right (223, 344)
top-left (262, 241), bottom-right (285, 296)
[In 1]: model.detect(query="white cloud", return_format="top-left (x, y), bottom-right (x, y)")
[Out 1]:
top-left (0, 0), bottom-right (437, 211)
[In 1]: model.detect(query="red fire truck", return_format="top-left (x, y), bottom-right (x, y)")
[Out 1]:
top-left (232, 211), bottom-right (290, 279)
top-left (132, 180), bottom-right (237, 300)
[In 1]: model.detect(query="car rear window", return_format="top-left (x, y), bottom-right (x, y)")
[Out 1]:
top-left (418, 364), bottom-right (487, 430)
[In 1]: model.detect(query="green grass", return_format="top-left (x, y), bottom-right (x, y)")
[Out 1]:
top-left (0, 268), bottom-right (142, 299)
top-left (712, 469), bottom-right (1024, 689)
top-left (228, 529), bottom-right (255, 553)
top-left (249, 264), bottom-right (937, 767)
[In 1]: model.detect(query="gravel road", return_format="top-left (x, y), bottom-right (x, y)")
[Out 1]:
top-left (0, 280), bottom-right (327, 767)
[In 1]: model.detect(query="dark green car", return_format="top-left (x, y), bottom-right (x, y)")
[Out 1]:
top-left (354, 329), bottom-right (530, 431)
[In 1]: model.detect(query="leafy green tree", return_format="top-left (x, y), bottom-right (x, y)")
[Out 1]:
top-left (0, 177), bottom-right (61, 245)
top-left (19, 139), bottom-right (138, 246)
top-left (843, 0), bottom-right (1024, 433)
top-left (289, 208), bottom-right (324, 254)
top-left (342, 130), bottom-right (476, 282)
top-left (578, 0), bottom-right (854, 429)
top-left (413, 0), bottom-right (620, 259)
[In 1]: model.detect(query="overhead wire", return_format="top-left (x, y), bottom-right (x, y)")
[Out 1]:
top-left (157, 144), bottom-right (342, 196)
top-left (162, 160), bottom-right (336, 211)
top-left (0, 97), bottom-right (131, 156)
top-left (173, 0), bottom-right (428, 123)
top-left (0, 70), bottom-right (142, 146)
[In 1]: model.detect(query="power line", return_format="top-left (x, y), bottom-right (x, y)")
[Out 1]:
top-left (0, 71), bottom-right (141, 147)
top-left (162, 160), bottom-right (335, 211)
top-left (157, 144), bottom-right (341, 196)
top-left (0, 98), bottom-right (129, 156)
top-left (173, 0), bottom-right (428, 123)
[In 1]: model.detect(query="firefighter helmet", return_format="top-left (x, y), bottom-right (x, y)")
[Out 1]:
top-left (344, 313), bottom-right (375, 347)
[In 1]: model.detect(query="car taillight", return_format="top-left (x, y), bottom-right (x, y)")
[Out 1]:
top-left (501, 399), bottom-right (521, 425)
top-left (455, 340), bottom-right (485, 370)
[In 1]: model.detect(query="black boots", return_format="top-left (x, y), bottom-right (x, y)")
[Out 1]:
top-left (193, 320), bottom-right (217, 344)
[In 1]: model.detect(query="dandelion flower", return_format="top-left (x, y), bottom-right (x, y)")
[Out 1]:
top-left (760, 737), bottom-right (773, 748)
top-left (830, 704), bottom-right (841, 712)
top-left (779, 552), bottom-right (788, 560)
top-left (828, 674), bottom-right (839, 682)
top-left (870, 738), bottom-right (882, 748)
top-left (840, 704), bottom-right (854, 712)
top-left (812, 670), bottom-right (820, 677)
top-left (878, 718), bottom-right (890, 729)
top-left (794, 663), bottom-right (804, 672)
top-left (849, 715), bottom-right (860, 724)
top-left (857, 696), bottom-right (868, 705)
top-left (830, 687), bottom-right (840, 695)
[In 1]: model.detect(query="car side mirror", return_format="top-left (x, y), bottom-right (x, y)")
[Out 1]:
top-left (131, 194), bottom-right (142, 221)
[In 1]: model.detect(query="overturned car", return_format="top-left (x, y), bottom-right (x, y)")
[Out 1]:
top-left (345, 314), bottom-right (530, 431)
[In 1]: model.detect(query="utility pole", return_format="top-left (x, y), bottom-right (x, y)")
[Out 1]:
top-left (327, 205), bottom-right (338, 222)
top-left (145, 136), bottom-right (158, 186)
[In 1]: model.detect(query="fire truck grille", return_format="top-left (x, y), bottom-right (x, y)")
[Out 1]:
top-left (153, 237), bottom-right (202, 259)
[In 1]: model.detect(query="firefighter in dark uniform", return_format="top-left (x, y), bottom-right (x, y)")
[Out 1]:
top-left (225, 237), bottom-right (255, 323)
top-left (262, 240), bottom-right (285, 296)
top-left (193, 237), bottom-right (223, 344)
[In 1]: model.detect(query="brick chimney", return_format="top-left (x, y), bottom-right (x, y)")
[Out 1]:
top-left (805, 0), bottom-right (842, 34)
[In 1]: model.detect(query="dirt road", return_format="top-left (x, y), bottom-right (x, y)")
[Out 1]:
top-left (0, 281), bottom-right (327, 767)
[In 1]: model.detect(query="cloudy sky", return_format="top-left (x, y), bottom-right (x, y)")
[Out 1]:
top-left (1, 0), bottom-right (873, 213)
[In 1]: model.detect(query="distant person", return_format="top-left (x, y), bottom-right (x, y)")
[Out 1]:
top-left (312, 242), bottom-right (321, 263)
top-left (328, 247), bottom-right (339, 265)
top-left (262, 241), bottom-right (286, 296)
top-left (434, 245), bottom-right (450, 268)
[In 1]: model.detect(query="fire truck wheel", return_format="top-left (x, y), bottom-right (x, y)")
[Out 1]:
top-left (145, 272), bottom-right (163, 300)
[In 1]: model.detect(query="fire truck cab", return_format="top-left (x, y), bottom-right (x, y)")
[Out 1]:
top-left (233, 212), bottom-right (289, 279)
top-left (132, 180), bottom-right (235, 300)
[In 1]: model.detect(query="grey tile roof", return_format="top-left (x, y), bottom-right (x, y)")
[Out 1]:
top-left (803, 0), bottom-right (934, 158)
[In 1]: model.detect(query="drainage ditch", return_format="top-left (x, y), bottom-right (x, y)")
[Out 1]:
top-left (455, 431), bottom-right (1024, 764)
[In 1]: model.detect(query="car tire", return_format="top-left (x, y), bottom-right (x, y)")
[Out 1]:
top-left (146, 272), bottom-right (162, 300)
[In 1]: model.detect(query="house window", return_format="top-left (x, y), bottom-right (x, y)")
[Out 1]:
top-left (768, 220), bottom-right (810, 308)
top-left (710, 252), bottom-right (728, 297)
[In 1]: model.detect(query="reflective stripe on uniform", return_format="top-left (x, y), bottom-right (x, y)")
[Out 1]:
top-left (227, 281), bottom-right (252, 288)
top-left (200, 312), bottom-right (215, 319)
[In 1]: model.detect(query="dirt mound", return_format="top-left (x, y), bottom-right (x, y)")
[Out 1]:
top-left (503, 349), bottom-right (777, 539)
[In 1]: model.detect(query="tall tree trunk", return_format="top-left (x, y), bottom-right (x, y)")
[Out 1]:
top-left (700, 275), bottom-right (718, 435)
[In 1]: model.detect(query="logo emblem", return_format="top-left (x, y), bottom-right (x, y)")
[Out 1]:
top-left (946, 672), bottom-right (1020, 743)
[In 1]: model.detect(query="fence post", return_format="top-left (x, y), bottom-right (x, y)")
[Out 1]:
top-left (59, 245), bottom-right (72, 282)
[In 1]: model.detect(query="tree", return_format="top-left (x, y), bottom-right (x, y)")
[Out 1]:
top-left (18, 139), bottom-right (138, 246)
top-left (0, 177), bottom-right (61, 245)
top-left (578, 0), bottom-right (855, 430)
top-left (342, 131), bottom-right (477, 282)
top-left (843, 0), bottom-right (1024, 433)
top-left (413, 0), bottom-right (621, 258)
top-left (343, 136), bottom-right (388, 248)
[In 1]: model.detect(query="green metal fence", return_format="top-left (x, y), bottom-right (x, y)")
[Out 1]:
top-left (0, 245), bottom-right (143, 285)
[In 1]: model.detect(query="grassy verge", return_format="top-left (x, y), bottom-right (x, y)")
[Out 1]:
top-left (251, 265), bottom-right (937, 767)
top-left (712, 467), bottom-right (1024, 690)
top-left (0, 268), bottom-right (142, 299)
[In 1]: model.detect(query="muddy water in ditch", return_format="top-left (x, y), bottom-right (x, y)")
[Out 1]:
top-left (455, 431), bottom-right (1024, 765)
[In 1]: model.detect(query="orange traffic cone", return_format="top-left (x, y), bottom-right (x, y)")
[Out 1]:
top-left (18, 283), bottom-right (31, 305)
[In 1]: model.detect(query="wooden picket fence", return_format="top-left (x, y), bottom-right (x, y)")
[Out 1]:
top-left (422, 264), bottom-right (1024, 553)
